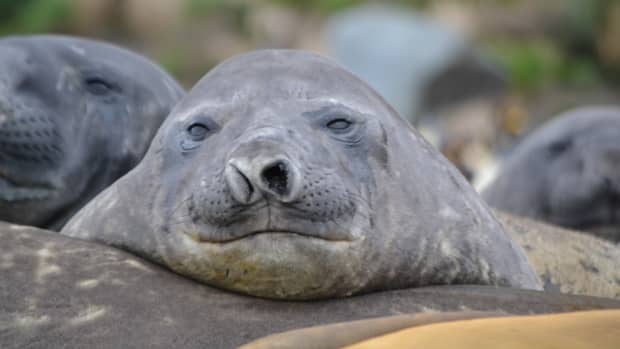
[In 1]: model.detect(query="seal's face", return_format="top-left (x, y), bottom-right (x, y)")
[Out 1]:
top-left (62, 50), bottom-right (541, 299)
top-left (484, 108), bottom-right (620, 242)
top-left (154, 56), bottom-right (392, 299)
top-left (531, 114), bottom-right (620, 240)
top-left (0, 35), bottom-right (183, 229)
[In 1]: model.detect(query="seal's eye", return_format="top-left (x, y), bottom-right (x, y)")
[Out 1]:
top-left (180, 116), bottom-right (218, 152)
top-left (187, 123), bottom-right (209, 141)
top-left (548, 139), bottom-right (572, 155)
top-left (326, 118), bottom-right (352, 132)
top-left (85, 77), bottom-right (113, 95)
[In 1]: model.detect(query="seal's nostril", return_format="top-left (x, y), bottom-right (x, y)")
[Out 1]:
top-left (225, 161), bottom-right (257, 205)
top-left (235, 166), bottom-right (254, 199)
top-left (261, 161), bottom-right (289, 196)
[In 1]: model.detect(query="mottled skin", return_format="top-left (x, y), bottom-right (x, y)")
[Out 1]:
top-left (0, 35), bottom-right (184, 230)
top-left (4, 224), bottom-right (619, 349)
top-left (62, 50), bottom-right (539, 300)
top-left (484, 107), bottom-right (620, 242)
top-left (498, 211), bottom-right (620, 299)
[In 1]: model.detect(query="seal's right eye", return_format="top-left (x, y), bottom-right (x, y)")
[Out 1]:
top-left (180, 117), bottom-right (218, 152)
top-left (326, 118), bottom-right (352, 131)
top-left (188, 123), bottom-right (209, 141)
top-left (85, 77), bottom-right (114, 95)
top-left (548, 139), bottom-right (572, 155)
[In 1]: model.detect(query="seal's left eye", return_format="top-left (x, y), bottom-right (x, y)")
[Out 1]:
top-left (187, 123), bottom-right (209, 141)
top-left (326, 118), bottom-right (352, 131)
top-left (85, 77), bottom-right (113, 95)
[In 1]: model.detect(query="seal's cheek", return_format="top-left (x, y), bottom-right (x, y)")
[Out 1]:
top-left (165, 233), bottom-right (369, 300)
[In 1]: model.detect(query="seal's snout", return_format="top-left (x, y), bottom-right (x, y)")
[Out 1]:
top-left (588, 145), bottom-right (620, 196)
top-left (225, 156), bottom-right (301, 205)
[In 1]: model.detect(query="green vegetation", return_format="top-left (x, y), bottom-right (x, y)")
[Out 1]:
top-left (0, 0), bottom-right (615, 91)
top-left (0, 0), bottom-right (72, 35)
top-left (186, 0), bottom-right (241, 17)
top-left (485, 40), bottom-right (603, 91)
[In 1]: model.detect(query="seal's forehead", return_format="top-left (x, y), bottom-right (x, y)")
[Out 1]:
top-left (3, 35), bottom-right (138, 65)
top-left (0, 35), bottom-right (183, 99)
top-left (535, 107), bottom-right (620, 142)
top-left (178, 50), bottom-right (389, 113)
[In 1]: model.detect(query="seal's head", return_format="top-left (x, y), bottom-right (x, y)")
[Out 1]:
top-left (484, 107), bottom-right (620, 242)
top-left (0, 35), bottom-right (184, 229)
top-left (63, 50), bottom-right (540, 299)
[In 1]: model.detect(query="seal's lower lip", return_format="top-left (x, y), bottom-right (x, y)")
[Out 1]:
top-left (0, 175), bottom-right (54, 202)
top-left (184, 229), bottom-right (352, 244)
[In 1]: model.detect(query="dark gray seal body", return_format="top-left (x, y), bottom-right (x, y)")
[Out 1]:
top-left (0, 35), bottom-right (184, 230)
top-left (3, 224), bottom-right (619, 349)
top-left (483, 107), bottom-right (620, 242)
top-left (62, 50), bottom-right (539, 299)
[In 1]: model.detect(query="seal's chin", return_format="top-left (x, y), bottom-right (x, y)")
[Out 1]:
top-left (168, 231), bottom-right (366, 300)
top-left (183, 229), bottom-right (353, 243)
top-left (0, 175), bottom-right (54, 202)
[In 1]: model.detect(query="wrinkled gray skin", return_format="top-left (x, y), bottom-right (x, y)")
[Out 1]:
top-left (0, 35), bottom-right (184, 230)
top-left (5, 224), bottom-right (618, 349)
top-left (62, 50), bottom-right (540, 300)
top-left (498, 211), bottom-right (620, 299)
top-left (484, 107), bottom-right (620, 242)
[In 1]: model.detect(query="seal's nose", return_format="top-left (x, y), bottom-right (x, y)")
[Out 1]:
top-left (261, 160), bottom-right (290, 197)
top-left (600, 148), bottom-right (620, 194)
top-left (225, 156), bottom-right (300, 205)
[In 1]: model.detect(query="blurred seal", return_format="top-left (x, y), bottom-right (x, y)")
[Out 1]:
top-left (0, 35), bottom-right (184, 229)
top-left (484, 106), bottom-right (620, 242)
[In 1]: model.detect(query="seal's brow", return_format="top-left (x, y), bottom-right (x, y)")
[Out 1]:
top-left (177, 102), bottom-right (232, 120)
top-left (300, 101), bottom-right (360, 119)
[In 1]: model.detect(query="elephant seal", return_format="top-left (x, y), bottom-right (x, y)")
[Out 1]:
top-left (343, 310), bottom-right (620, 349)
top-left (241, 312), bottom-right (506, 349)
top-left (483, 106), bottom-right (620, 242)
top-left (243, 310), bottom-right (620, 349)
top-left (499, 211), bottom-right (620, 299)
top-left (62, 49), bottom-right (539, 299)
top-left (0, 35), bottom-right (184, 230)
top-left (3, 224), bottom-right (619, 349)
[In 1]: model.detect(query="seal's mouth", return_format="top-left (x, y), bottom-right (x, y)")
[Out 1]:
top-left (183, 229), bottom-right (352, 244)
top-left (0, 175), bottom-right (54, 202)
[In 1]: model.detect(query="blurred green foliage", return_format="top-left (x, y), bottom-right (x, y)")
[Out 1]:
top-left (0, 0), bottom-right (615, 91)
top-left (186, 0), bottom-right (242, 16)
top-left (486, 40), bottom-right (602, 91)
top-left (185, 0), bottom-right (251, 36)
top-left (271, 0), bottom-right (365, 12)
top-left (0, 0), bottom-right (72, 36)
